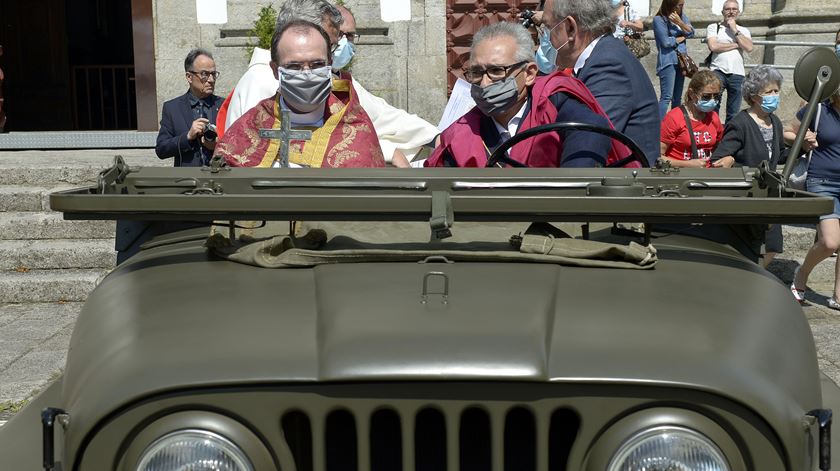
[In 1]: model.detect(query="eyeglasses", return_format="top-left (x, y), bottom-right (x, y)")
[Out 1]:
top-left (339, 31), bottom-right (360, 42)
top-left (188, 70), bottom-right (220, 81)
top-left (700, 93), bottom-right (722, 101)
top-left (280, 60), bottom-right (329, 71)
top-left (463, 60), bottom-right (528, 84)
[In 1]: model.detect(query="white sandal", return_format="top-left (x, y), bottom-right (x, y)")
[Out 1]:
top-left (828, 297), bottom-right (840, 310)
top-left (791, 266), bottom-right (806, 303)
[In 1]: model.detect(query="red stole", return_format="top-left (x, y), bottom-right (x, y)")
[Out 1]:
top-left (426, 71), bottom-right (637, 168)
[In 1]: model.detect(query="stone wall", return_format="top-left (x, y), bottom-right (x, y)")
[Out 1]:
top-left (150, 0), bottom-right (839, 129)
top-left (152, 0), bottom-right (448, 126)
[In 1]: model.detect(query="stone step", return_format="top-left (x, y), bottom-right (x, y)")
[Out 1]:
top-left (0, 185), bottom-right (76, 212)
top-left (0, 240), bottom-right (115, 270)
top-left (0, 149), bottom-right (167, 186)
top-left (0, 269), bottom-right (108, 303)
top-left (0, 212), bottom-right (115, 240)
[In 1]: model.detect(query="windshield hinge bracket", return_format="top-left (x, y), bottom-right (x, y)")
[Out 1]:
top-left (429, 191), bottom-right (454, 241)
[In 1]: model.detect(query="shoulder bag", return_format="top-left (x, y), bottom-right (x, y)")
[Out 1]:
top-left (702, 24), bottom-right (720, 68)
top-left (669, 17), bottom-right (697, 77)
top-left (623, 3), bottom-right (650, 59)
top-left (788, 103), bottom-right (822, 190)
top-left (679, 105), bottom-right (704, 163)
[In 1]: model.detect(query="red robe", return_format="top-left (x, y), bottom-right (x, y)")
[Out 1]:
top-left (426, 71), bottom-right (638, 168)
top-left (214, 73), bottom-right (385, 168)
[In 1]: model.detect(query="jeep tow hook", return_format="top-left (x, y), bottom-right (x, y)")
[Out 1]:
top-left (41, 407), bottom-right (68, 471)
top-left (807, 409), bottom-right (833, 470)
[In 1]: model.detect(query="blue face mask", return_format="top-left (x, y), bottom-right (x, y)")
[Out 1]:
top-left (696, 99), bottom-right (718, 113)
top-left (835, 44), bottom-right (840, 58)
top-left (760, 94), bottom-right (780, 113)
top-left (535, 31), bottom-right (558, 74)
top-left (331, 36), bottom-right (355, 71)
top-left (535, 21), bottom-right (569, 75)
top-left (611, 0), bottom-right (623, 7)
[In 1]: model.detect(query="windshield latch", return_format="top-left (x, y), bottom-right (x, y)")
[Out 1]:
top-left (429, 191), bottom-right (454, 241)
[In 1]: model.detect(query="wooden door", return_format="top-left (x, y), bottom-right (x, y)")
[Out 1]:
top-left (446, 0), bottom-right (541, 94)
top-left (0, 0), bottom-right (72, 131)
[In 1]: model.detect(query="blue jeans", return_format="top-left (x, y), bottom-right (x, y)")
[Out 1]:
top-left (807, 177), bottom-right (840, 220)
top-left (658, 64), bottom-right (685, 119)
top-left (713, 70), bottom-right (744, 122)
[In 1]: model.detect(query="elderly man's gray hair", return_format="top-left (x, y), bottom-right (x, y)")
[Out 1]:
top-left (471, 22), bottom-right (536, 63)
top-left (741, 65), bottom-right (783, 104)
top-left (276, 0), bottom-right (343, 31)
top-left (550, 0), bottom-right (615, 37)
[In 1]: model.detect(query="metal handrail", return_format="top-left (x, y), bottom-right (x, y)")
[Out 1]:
top-left (700, 38), bottom-right (834, 47)
top-left (700, 39), bottom-right (835, 70)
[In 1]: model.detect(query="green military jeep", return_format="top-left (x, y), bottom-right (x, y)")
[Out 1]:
top-left (2, 49), bottom-right (840, 471)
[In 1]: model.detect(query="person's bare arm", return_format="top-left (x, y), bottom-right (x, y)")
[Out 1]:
top-left (706, 36), bottom-right (739, 53)
top-left (659, 142), bottom-right (707, 168)
top-left (619, 18), bottom-right (644, 33)
top-left (726, 18), bottom-right (753, 53)
top-left (784, 116), bottom-right (818, 151)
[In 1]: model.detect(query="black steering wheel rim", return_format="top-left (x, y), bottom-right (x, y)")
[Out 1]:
top-left (485, 121), bottom-right (650, 168)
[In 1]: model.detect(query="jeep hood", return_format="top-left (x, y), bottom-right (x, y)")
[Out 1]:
top-left (62, 235), bottom-right (821, 453)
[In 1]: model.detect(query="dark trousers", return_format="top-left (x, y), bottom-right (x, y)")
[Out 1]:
top-left (713, 70), bottom-right (744, 123)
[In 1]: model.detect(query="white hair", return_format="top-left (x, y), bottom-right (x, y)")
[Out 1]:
top-left (471, 22), bottom-right (535, 63)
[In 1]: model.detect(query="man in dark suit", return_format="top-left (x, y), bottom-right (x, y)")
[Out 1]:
top-left (116, 49), bottom-right (222, 264)
top-left (539, 0), bottom-right (660, 165)
top-left (155, 48), bottom-right (224, 167)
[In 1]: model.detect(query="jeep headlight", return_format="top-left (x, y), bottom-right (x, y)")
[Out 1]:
top-left (135, 429), bottom-right (253, 471)
top-left (607, 425), bottom-right (730, 471)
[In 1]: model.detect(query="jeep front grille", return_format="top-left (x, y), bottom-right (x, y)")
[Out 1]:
top-left (278, 404), bottom-right (580, 471)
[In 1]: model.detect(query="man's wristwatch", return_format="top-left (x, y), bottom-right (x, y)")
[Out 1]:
top-left (734, 30), bottom-right (741, 37)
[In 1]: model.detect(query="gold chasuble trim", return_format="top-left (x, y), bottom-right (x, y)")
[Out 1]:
top-left (256, 79), bottom-right (354, 168)
top-left (256, 98), bottom-right (283, 168)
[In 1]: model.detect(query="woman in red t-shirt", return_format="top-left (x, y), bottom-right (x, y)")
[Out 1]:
top-left (659, 70), bottom-right (724, 167)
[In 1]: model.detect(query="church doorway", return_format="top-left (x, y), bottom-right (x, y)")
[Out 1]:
top-left (0, 0), bottom-right (156, 132)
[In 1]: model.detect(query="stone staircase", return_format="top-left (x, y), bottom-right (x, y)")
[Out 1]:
top-left (0, 150), bottom-right (167, 305)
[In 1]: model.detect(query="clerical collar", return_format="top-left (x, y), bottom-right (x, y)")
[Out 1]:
top-left (573, 35), bottom-right (605, 75)
top-left (279, 97), bottom-right (325, 127)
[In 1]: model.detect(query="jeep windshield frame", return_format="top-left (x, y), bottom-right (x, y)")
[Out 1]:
top-left (49, 156), bottom-right (832, 225)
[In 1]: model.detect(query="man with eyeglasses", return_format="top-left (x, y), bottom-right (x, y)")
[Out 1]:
top-left (223, 0), bottom-right (438, 167)
top-left (155, 48), bottom-right (223, 167)
top-left (426, 22), bottom-right (637, 168)
top-left (118, 48), bottom-right (223, 263)
top-left (215, 20), bottom-right (384, 167)
top-left (706, 0), bottom-right (753, 122)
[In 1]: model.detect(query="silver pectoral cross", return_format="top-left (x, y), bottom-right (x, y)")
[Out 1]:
top-left (259, 108), bottom-right (313, 168)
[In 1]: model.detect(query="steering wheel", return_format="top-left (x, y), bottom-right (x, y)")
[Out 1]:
top-left (485, 121), bottom-right (651, 168)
